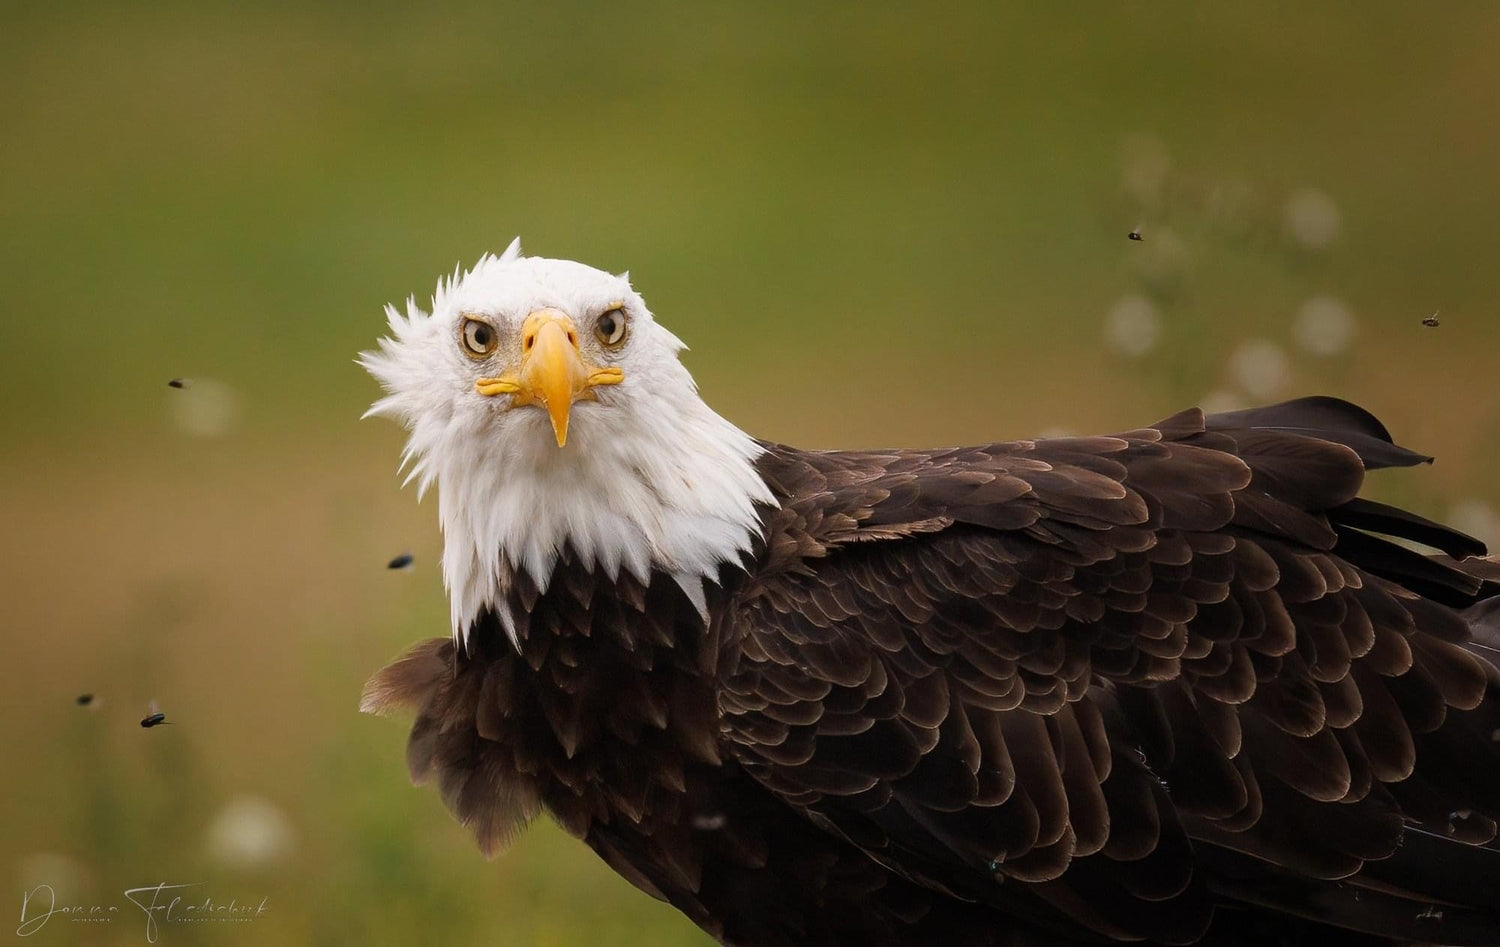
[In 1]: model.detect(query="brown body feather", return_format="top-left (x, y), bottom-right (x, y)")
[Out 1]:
top-left (366, 397), bottom-right (1500, 946)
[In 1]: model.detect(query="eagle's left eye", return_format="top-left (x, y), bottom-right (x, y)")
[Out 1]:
top-left (595, 309), bottom-right (627, 347)
top-left (461, 317), bottom-right (498, 357)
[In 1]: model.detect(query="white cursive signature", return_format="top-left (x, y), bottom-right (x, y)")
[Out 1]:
top-left (18, 882), bottom-right (267, 942)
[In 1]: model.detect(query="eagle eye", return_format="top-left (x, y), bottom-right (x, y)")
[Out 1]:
top-left (461, 317), bottom-right (498, 357)
top-left (595, 308), bottom-right (627, 347)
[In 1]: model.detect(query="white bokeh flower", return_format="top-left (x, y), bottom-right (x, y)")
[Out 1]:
top-left (1294, 296), bottom-right (1357, 356)
top-left (1104, 295), bottom-right (1161, 358)
top-left (206, 795), bottom-right (296, 869)
top-left (1228, 340), bottom-right (1291, 400)
top-left (1284, 188), bottom-right (1341, 249)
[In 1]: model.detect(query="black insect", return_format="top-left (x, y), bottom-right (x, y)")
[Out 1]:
top-left (167, 378), bottom-right (191, 389)
top-left (140, 700), bottom-right (170, 728)
top-left (1128, 228), bottom-right (1143, 241)
top-left (388, 553), bottom-right (415, 570)
top-left (76, 693), bottom-right (95, 706)
top-left (1422, 311), bottom-right (1440, 327)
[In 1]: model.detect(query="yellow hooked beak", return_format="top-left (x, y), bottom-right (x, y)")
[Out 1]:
top-left (474, 309), bottom-right (624, 447)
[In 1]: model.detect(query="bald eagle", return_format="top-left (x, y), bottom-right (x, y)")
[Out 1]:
top-left (360, 240), bottom-right (1500, 946)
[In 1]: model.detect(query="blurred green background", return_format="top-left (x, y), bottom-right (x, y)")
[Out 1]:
top-left (3, 2), bottom-right (1498, 944)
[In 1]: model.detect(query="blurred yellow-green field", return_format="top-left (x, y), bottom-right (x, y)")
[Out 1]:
top-left (3, 3), bottom-right (1498, 944)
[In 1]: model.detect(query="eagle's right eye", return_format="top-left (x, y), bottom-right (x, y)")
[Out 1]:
top-left (462, 318), bottom-right (498, 357)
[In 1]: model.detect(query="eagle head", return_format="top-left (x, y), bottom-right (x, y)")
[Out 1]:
top-left (360, 239), bottom-right (772, 646)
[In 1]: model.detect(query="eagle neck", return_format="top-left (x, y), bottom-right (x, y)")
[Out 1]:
top-left (438, 402), bottom-right (775, 650)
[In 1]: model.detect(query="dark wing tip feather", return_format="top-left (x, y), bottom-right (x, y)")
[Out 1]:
top-left (1204, 395), bottom-right (1432, 469)
top-left (1333, 498), bottom-right (1489, 561)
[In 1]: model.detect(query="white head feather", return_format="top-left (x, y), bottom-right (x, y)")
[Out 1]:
top-left (360, 239), bottom-right (773, 648)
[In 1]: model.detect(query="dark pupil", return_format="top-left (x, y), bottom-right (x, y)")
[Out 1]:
top-left (601, 315), bottom-right (616, 338)
top-left (471, 325), bottom-right (490, 348)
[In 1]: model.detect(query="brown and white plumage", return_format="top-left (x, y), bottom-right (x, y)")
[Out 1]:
top-left (362, 245), bottom-right (1500, 946)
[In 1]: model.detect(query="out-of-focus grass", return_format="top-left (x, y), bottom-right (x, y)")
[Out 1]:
top-left (2, 3), bottom-right (1498, 944)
